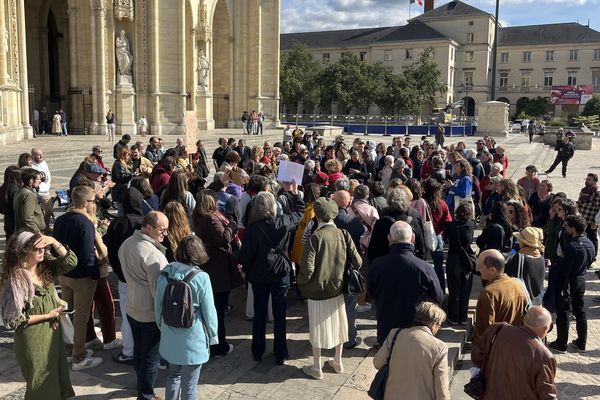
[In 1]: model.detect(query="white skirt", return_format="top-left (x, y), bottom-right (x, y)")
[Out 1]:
top-left (307, 294), bottom-right (348, 349)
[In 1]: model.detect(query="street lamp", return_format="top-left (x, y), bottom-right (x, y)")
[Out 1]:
top-left (490, 0), bottom-right (500, 101)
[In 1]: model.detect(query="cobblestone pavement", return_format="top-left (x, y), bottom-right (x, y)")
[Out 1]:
top-left (0, 130), bottom-right (598, 399)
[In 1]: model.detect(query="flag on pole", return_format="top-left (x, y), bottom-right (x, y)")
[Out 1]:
top-left (410, 0), bottom-right (423, 5)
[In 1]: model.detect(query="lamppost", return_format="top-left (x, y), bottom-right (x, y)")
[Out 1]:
top-left (490, 0), bottom-right (500, 101)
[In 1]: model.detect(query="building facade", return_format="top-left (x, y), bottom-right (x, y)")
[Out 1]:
top-left (1, 0), bottom-right (280, 145)
top-left (281, 0), bottom-right (600, 118)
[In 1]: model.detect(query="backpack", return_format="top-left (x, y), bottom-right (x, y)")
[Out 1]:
top-left (160, 268), bottom-right (201, 328)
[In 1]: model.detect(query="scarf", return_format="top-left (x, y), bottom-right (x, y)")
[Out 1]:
top-left (578, 183), bottom-right (598, 204)
top-left (519, 245), bottom-right (543, 258)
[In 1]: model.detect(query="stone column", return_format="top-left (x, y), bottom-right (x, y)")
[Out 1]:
top-left (90, 0), bottom-right (107, 135)
top-left (177, 0), bottom-right (186, 131)
top-left (148, 0), bottom-right (161, 135)
top-left (17, 0), bottom-right (32, 137)
top-left (0, 0), bottom-right (7, 85)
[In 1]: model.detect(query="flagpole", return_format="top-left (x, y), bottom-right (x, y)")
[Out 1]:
top-left (409, 1), bottom-right (411, 21)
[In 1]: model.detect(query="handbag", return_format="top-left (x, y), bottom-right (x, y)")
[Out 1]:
top-left (342, 230), bottom-right (365, 295)
top-left (464, 324), bottom-right (505, 399)
top-left (368, 329), bottom-right (402, 400)
top-left (53, 289), bottom-right (74, 344)
top-left (423, 204), bottom-right (437, 252)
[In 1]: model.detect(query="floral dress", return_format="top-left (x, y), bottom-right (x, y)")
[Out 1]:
top-left (13, 250), bottom-right (77, 400)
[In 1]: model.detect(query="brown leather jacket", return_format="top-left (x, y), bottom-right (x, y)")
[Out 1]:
top-left (472, 323), bottom-right (557, 400)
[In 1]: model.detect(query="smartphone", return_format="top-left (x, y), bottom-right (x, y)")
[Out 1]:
top-left (60, 309), bottom-right (75, 315)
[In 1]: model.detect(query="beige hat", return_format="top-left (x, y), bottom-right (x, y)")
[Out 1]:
top-left (514, 227), bottom-right (543, 249)
top-left (313, 197), bottom-right (339, 221)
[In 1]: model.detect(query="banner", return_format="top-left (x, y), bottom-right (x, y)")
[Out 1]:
top-left (550, 85), bottom-right (593, 105)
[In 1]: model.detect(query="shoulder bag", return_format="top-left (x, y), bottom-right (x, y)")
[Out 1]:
top-left (423, 204), bottom-right (437, 252)
top-left (368, 328), bottom-right (402, 400)
top-left (464, 324), bottom-right (505, 399)
top-left (341, 229), bottom-right (365, 295)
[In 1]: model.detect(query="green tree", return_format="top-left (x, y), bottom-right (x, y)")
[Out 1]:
top-left (582, 95), bottom-right (600, 117)
top-left (402, 48), bottom-right (447, 115)
top-left (524, 97), bottom-right (547, 117)
top-left (376, 72), bottom-right (410, 115)
top-left (279, 43), bottom-right (321, 112)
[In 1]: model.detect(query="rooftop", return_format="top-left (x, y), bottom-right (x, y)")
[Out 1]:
top-left (498, 22), bottom-right (600, 46)
top-left (415, 0), bottom-right (490, 19)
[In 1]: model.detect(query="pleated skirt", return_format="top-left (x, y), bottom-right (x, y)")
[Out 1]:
top-left (307, 294), bottom-right (348, 349)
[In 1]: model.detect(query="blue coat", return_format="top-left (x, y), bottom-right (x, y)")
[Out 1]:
top-left (154, 262), bottom-right (219, 365)
top-left (446, 173), bottom-right (472, 211)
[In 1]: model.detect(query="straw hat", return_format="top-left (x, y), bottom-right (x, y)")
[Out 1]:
top-left (513, 227), bottom-right (543, 249)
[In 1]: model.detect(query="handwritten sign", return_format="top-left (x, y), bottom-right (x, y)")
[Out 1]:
top-left (277, 160), bottom-right (304, 184)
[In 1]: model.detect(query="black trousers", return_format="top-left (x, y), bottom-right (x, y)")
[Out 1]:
top-left (446, 255), bottom-right (474, 323)
top-left (556, 277), bottom-right (587, 348)
top-left (210, 291), bottom-right (231, 356)
top-left (252, 275), bottom-right (289, 361)
top-left (546, 156), bottom-right (570, 177)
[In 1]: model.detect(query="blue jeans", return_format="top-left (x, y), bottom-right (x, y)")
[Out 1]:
top-left (252, 274), bottom-right (290, 361)
top-left (127, 315), bottom-right (161, 400)
top-left (431, 234), bottom-right (446, 293)
top-left (165, 364), bottom-right (203, 400)
top-left (344, 293), bottom-right (358, 346)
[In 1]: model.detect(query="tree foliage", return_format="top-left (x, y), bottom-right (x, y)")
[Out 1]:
top-left (401, 48), bottom-right (447, 115)
top-left (582, 95), bottom-right (600, 117)
top-left (279, 43), bottom-right (321, 109)
top-left (515, 96), bottom-right (547, 117)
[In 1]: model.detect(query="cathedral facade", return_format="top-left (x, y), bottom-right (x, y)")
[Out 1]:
top-left (1, 0), bottom-right (280, 144)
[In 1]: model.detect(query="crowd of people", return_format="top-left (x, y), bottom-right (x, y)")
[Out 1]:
top-left (0, 127), bottom-right (597, 399)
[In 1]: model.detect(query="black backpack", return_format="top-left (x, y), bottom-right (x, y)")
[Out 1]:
top-left (161, 268), bottom-right (201, 328)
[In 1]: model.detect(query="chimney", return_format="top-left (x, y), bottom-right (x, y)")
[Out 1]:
top-left (425, 0), bottom-right (434, 13)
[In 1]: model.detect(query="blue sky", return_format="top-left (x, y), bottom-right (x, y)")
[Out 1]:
top-left (281, 0), bottom-right (600, 33)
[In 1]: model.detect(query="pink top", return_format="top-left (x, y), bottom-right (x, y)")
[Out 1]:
top-left (349, 200), bottom-right (380, 252)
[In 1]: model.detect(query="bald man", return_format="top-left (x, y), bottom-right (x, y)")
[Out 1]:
top-left (31, 147), bottom-right (53, 228)
top-left (474, 249), bottom-right (529, 344)
top-left (472, 306), bottom-right (557, 399)
top-left (332, 189), bottom-right (366, 348)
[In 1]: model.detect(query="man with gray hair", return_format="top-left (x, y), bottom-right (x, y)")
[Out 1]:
top-left (367, 188), bottom-right (426, 262)
top-left (474, 249), bottom-right (529, 345)
top-left (472, 306), bottom-right (557, 399)
top-left (368, 221), bottom-right (443, 345)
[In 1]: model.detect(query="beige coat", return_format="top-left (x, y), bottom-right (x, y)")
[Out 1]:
top-left (373, 326), bottom-right (450, 400)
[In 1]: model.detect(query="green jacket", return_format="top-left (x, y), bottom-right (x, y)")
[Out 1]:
top-left (298, 223), bottom-right (362, 300)
top-left (13, 187), bottom-right (46, 233)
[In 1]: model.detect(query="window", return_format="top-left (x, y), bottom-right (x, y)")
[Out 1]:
top-left (593, 71), bottom-right (600, 87)
top-left (465, 51), bottom-right (474, 62)
top-left (569, 49), bottom-right (578, 61)
top-left (405, 49), bottom-right (413, 60)
top-left (464, 71), bottom-right (474, 86)
top-left (468, 20), bottom-right (474, 26)
top-left (384, 49), bottom-right (393, 61)
top-left (450, 68), bottom-right (455, 86)
top-left (467, 33), bottom-right (474, 43)
top-left (545, 51), bottom-right (554, 62)
top-left (500, 52), bottom-right (509, 63)
top-left (450, 47), bottom-right (454, 61)
top-left (544, 72), bottom-right (553, 87)
top-left (322, 53), bottom-right (330, 64)
top-left (522, 51), bottom-right (531, 63)
top-left (594, 49), bottom-right (600, 61)
top-left (521, 73), bottom-right (530, 87)
top-left (360, 52), bottom-right (367, 62)
top-left (499, 72), bottom-right (508, 87)
top-left (568, 72), bottom-right (577, 85)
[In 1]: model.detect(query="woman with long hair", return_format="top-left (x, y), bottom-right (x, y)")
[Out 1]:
top-left (192, 189), bottom-right (243, 357)
top-left (0, 231), bottom-right (77, 399)
top-left (507, 200), bottom-right (531, 230)
top-left (0, 166), bottom-right (22, 239)
top-left (422, 178), bottom-right (453, 293)
top-left (446, 159), bottom-right (473, 212)
top-left (111, 148), bottom-right (134, 214)
top-left (163, 201), bottom-right (193, 262)
top-left (129, 176), bottom-right (159, 214)
top-left (160, 170), bottom-right (196, 225)
top-left (155, 235), bottom-right (218, 400)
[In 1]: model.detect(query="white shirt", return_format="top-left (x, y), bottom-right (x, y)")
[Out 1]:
top-left (32, 160), bottom-right (51, 196)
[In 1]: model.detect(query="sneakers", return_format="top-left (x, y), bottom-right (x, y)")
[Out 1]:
top-left (547, 340), bottom-right (567, 354)
top-left (570, 339), bottom-right (587, 353)
top-left (67, 349), bottom-right (93, 363)
top-left (302, 366), bottom-right (323, 380)
top-left (103, 338), bottom-right (123, 350)
top-left (85, 338), bottom-right (103, 350)
top-left (326, 359), bottom-right (344, 374)
top-left (72, 355), bottom-right (103, 370)
top-left (356, 303), bottom-right (372, 313)
top-left (112, 351), bottom-right (133, 365)
top-left (212, 344), bottom-right (234, 358)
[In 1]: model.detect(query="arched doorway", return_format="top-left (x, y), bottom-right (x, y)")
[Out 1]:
top-left (25, 0), bottom-right (78, 130)
top-left (212, 0), bottom-right (231, 128)
top-left (496, 97), bottom-right (510, 105)
top-left (462, 96), bottom-right (475, 117)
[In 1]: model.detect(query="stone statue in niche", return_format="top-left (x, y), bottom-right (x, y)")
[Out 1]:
top-left (115, 29), bottom-right (133, 83)
top-left (197, 50), bottom-right (209, 88)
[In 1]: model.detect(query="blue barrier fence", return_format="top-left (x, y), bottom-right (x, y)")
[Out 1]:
top-left (282, 121), bottom-right (477, 136)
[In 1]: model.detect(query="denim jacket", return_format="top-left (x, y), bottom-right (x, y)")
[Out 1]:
top-left (154, 262), bottom-right (219, 365)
